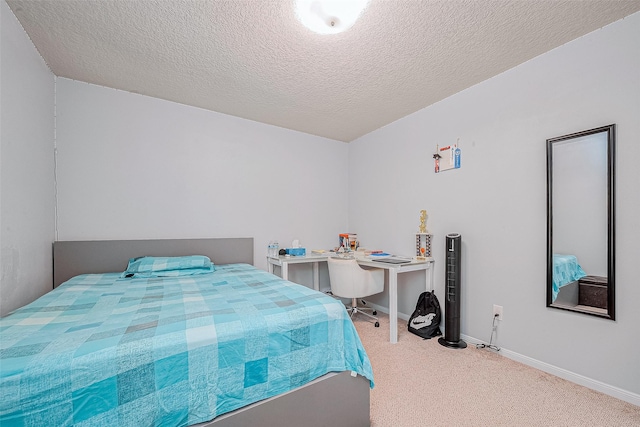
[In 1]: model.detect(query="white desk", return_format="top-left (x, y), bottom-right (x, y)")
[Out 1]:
top-left (266, 253), bottom-right (330, 292)
top-left (267, 254), bottom-right (434, 344)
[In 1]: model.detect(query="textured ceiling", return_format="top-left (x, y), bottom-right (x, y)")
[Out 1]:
top-left (7, 0), bottom-right (640, 142)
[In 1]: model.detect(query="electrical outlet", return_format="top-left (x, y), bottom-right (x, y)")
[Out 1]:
top-left (493, 304), bottom-right (503, 321)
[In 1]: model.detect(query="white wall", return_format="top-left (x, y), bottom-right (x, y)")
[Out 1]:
top-left (55, 78), bottom-right (349, 280)
top-left (0, 0), bottom-right (55, 316)
top-left (348, 12), bottom-right (640, 397)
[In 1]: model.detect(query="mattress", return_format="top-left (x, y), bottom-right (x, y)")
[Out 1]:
top-left (0, 263), bottom-right (373, 427)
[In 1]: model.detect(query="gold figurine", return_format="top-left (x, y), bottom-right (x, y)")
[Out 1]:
top-left (419, 210), bottom-right (428, 233)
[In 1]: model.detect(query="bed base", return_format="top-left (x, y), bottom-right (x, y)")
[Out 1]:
top-left (52, 238), bottom-right (371, 427)
top-left (203, 371), bottom-right (370, 427)
top-left (555, 280), bottom-right (579, 306)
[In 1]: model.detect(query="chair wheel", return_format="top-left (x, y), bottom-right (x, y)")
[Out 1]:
top-left (372, 310), bottom-right (377, 315)
top-left (374, 322), bottom-right (380, 327)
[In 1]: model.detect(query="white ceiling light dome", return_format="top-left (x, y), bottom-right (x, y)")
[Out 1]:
top-left (296, 0), bottom-right (370, 35)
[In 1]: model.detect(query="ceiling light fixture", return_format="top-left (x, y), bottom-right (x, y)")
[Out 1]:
top-left (296, 0), bottom-right (369, 35)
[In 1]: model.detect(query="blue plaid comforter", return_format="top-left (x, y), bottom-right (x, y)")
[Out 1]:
top-left (0, 264), bottom-right (374, 427)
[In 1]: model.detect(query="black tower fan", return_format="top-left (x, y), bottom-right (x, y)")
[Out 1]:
top-left (438, 233), bottom-right (467, 349)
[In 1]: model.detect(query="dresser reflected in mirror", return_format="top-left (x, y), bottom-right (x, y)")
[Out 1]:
top-left (546, 124), bottom-right (615, 319)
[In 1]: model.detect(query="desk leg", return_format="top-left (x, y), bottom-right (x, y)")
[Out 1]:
top-left (389, 269), bottom-right (399, 344)
top-left (267, 258), bottom-right (274, 275)
top-left (312, 262), bottom-right (320, 291)
top-left (428, 262), bottom-right (434, 292)
top-left (281, 263), bottom-right (289, 281)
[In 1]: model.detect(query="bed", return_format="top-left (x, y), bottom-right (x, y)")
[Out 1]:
top-left (0, 238), bottom-right (372, 427)
top-left (552, 254), bottom-right (587, 302)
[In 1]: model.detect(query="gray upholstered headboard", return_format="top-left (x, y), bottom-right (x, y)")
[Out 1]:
top-left (53, 238), bottom-right (254, 288)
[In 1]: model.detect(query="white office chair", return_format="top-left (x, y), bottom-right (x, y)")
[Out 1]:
top-left (327, 257), bottom-right (384, 327)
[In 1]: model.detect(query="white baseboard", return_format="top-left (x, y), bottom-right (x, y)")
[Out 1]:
top-left (365, 303), bottom-right (639, 407)
top-left (461, 334), bottom-right (640, 407)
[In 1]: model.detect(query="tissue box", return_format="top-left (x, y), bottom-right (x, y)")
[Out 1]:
top-left (286, 248), bottom-right (306, 256)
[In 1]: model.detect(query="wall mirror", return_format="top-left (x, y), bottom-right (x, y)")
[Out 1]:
top-left (546, 124), bottom-right (615, 319)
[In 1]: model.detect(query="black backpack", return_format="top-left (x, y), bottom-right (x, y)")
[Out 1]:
top-left (408, 291), bottom-right (442, 339)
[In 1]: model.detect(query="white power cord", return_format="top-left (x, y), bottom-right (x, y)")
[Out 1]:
top-left (476, 313), bottom-right (501, 351)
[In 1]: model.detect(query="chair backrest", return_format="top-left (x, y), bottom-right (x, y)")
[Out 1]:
top-left (327, 257), bottom-right (384, 299)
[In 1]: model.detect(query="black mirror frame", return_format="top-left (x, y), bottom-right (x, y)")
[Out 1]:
top-left (546, 124), bottom-right (615, 320)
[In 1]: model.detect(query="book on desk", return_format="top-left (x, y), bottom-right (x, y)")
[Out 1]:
top-left (370, 256), bottom-right (413, 264)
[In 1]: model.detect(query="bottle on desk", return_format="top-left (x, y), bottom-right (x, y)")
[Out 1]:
top-left (267, 241), bottom-right (279, 258)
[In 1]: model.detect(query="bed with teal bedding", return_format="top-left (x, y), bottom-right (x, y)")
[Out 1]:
top-left (552, 254), bottom-right (587, 302)
top-left (0, 260), bottom-right (373, 427)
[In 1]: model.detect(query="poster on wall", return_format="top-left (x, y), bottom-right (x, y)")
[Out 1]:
top-left (433, 142), bottom-right (461, 173)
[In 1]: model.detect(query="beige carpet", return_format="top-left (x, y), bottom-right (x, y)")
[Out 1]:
top-left (353, 313), bottom-right (640, 427)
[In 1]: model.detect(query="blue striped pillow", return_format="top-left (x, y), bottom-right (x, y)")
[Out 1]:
top-left (121, 255), bottom-right (215, 278)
